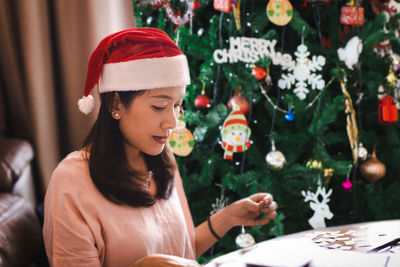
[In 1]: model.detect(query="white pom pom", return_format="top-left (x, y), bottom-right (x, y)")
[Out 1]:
top-left (78, 95), bottom-right (95, 115)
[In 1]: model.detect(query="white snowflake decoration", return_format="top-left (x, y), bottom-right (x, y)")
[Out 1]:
top-left (278, 44), bottom-right (326, 100)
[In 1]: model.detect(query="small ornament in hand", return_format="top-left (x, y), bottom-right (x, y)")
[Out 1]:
top-left (235, 226), bottom-right (255, 248)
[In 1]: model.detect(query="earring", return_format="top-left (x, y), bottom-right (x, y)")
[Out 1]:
top-left (112, 111), bottom-right (120, 119)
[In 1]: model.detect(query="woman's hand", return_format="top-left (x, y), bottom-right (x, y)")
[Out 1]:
top-left (132, 254), bottom-right (202, 267)
top-left (224, 193), bottom-right (278, 227)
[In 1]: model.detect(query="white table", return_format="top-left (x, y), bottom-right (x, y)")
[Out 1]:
top-left (205, 220), bottom-right (400, 267)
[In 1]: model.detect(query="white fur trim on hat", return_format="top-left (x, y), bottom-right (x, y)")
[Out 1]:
top-left (99, 55), bottom-right (190, 92)
top-left (78, 95), bottom-right (95, 115)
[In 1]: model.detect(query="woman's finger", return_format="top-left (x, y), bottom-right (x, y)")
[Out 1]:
top-left (255, 217), bottom-right (271, 226)
top-left (263, 201), bottom-right (278, 213)
top-left (251, 193), bottom-right (271, 203)
top-left (243, 199), bottom-right (262, 213)
top-left (266, 211), bottom-right (277, 219)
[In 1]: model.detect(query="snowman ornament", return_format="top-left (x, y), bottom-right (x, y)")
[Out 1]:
top-left (220, 106), bottom-right (251, 160)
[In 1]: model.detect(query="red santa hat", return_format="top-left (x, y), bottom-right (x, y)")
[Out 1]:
top-left (78, 27), bottom-right (190, 114)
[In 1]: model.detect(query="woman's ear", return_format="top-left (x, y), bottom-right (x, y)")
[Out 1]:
top-left (110, 93), bottom-right (122, 120)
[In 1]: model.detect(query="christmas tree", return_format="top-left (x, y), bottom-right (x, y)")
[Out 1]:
top-left (134, 0), bottom-right (400, 262)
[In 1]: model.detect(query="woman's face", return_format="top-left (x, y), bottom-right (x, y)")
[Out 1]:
top-left (118, 86), bottom-right (185, 157)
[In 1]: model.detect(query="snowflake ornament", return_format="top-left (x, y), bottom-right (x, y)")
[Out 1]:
top-left (278, 44), bottom-right (326, 100)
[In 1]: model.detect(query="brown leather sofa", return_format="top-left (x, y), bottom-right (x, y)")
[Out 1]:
top-left (0, 137), bottom-right (43, 266)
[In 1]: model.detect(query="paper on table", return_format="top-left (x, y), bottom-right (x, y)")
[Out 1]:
top-left (205, 238), bottom-right (398, 267)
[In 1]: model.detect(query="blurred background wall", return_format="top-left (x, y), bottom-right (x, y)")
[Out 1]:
top-left (0, 0), bottom-right (135, 199)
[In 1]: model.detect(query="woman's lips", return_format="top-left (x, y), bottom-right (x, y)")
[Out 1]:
top-left (153, 136), bottom-right (168, 144)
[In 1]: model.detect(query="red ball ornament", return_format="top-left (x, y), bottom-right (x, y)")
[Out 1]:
top-left (195, 94), bottom-right (211, 110)
top-left (192, 0), bottom-right (201, 10)
top-left (251, 67), bottom-right (266, 80)
top-left (227, 93), bottom-right (250, 116)
top-left (390, 5), bottom-right (397, 13)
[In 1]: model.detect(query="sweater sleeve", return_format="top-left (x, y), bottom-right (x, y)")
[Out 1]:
top-left (174, 169), bottom-right (197, 258)
top-left (43, 159), bottom-right (102, 267)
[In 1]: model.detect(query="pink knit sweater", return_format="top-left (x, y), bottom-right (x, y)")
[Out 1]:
top-left (43, 151), bottom-right (196, 266)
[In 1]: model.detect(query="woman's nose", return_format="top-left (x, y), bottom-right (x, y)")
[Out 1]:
top-left (162, 108), bottom-right (178, 130)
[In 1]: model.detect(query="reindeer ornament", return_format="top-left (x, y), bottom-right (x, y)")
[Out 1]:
top-left (301, 186), bottom-right (334, 229)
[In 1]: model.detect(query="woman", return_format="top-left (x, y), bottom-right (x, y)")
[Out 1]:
top-left (43, 28), bottom-right (278, 267)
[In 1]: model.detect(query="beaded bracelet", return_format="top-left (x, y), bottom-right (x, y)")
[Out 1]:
top-left (207, 216), bottom-right (221, 241)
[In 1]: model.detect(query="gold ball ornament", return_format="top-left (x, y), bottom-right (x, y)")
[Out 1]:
top-left (306, 159), bottom-right (322, 169)
top-left (324, 168), bottom-right (335, 184)
top-left (168, 120), bottom-right (195, 157)
top-left (359, 150), bottom-right (386, 184)
top-left (386, 67), bottom-right (397, 87)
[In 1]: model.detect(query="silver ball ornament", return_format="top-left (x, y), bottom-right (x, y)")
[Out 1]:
top-left (358, 143), bottom-right (368, 161)
top-left (266, 150), bottom-right (286, 170)
top-left (235, 226), bottom-right (255, 248)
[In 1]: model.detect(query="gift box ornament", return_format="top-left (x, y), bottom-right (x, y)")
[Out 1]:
top-left (378, 95), bottom-right (398, 125)
top-left (214, 0), bottom-right (232, 12)
top-left (340, 5), bottom-right (364, 26)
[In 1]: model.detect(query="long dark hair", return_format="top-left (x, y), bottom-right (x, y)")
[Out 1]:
top-left (82, 91), bottom-right (176, 207)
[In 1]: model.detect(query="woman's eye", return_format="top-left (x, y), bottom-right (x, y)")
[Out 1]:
top-left (152, 106), bottom-right (165, 111)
